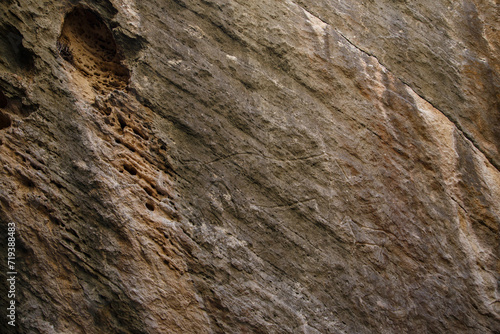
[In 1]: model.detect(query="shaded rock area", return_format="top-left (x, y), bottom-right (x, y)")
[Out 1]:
top-left (0, 0), bottom-right (499, 333)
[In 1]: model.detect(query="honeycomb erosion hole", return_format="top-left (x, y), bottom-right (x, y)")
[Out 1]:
top-left (0, 89), bottom-right (8, 108)
top-left (0, 111), bottom-right (11, 130)
top-left (58, 6), bottom-right (130, 93)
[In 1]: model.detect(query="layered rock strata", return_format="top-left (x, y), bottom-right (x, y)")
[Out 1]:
top-left (0, 0), bottom-right (499, 333)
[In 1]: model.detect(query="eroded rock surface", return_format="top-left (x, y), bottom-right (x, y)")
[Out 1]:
top-left (0, 1), bottom-right (499, 333)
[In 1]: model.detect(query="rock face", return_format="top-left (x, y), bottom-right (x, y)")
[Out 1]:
top-left (0, 0), bottom-right (499, 333)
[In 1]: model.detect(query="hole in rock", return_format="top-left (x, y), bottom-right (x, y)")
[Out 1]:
top-left (58, 6), bottom-right (130, 93)
top-left (117, 114), bottom-right (127, 130)
top-left (0, 24), bottom-right (34, 73)
top-left (143, 187), bottom-right (154, 196)
top-left (0, 111), bottom-right (11, 130)
top-left (133, 127), bottom-right (148, 140)
top-left (0, 90), bottom-right (8, 108)
top-left (19, 174), bottom-right (35, 188)
top-left (145, 201), bottom-right (155, 211)
top-left (123, 163), bottom-right (137, 175)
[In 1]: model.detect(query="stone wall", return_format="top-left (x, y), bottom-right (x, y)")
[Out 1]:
top-left (0, 1), bottom-right (498, 333)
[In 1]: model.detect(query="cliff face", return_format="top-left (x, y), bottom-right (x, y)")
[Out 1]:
top-left (0, 0), bottom-right (499, 333)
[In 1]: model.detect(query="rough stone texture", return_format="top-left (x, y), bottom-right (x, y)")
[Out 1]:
top-left (0, 0), bottom-right (498, 333)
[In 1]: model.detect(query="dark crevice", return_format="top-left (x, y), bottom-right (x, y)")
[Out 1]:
top-left (58, 5), bottom-right (130, 93)
top-left (123, 163), bottom-right (137, 175)
top-left (0, 24), bottom-right (35, 73)
top-left (0, 110), bottom-right (11, 130)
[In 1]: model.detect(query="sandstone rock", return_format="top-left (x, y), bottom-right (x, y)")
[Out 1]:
top-left (0, 1), bottom-right (498, 333)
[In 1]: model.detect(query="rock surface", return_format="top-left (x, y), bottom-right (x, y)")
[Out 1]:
top-left (0, 0), bottom-right (499, 333)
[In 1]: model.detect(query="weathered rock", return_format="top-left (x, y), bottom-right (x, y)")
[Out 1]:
top-left (0, 0), bottom-right (498, 333)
